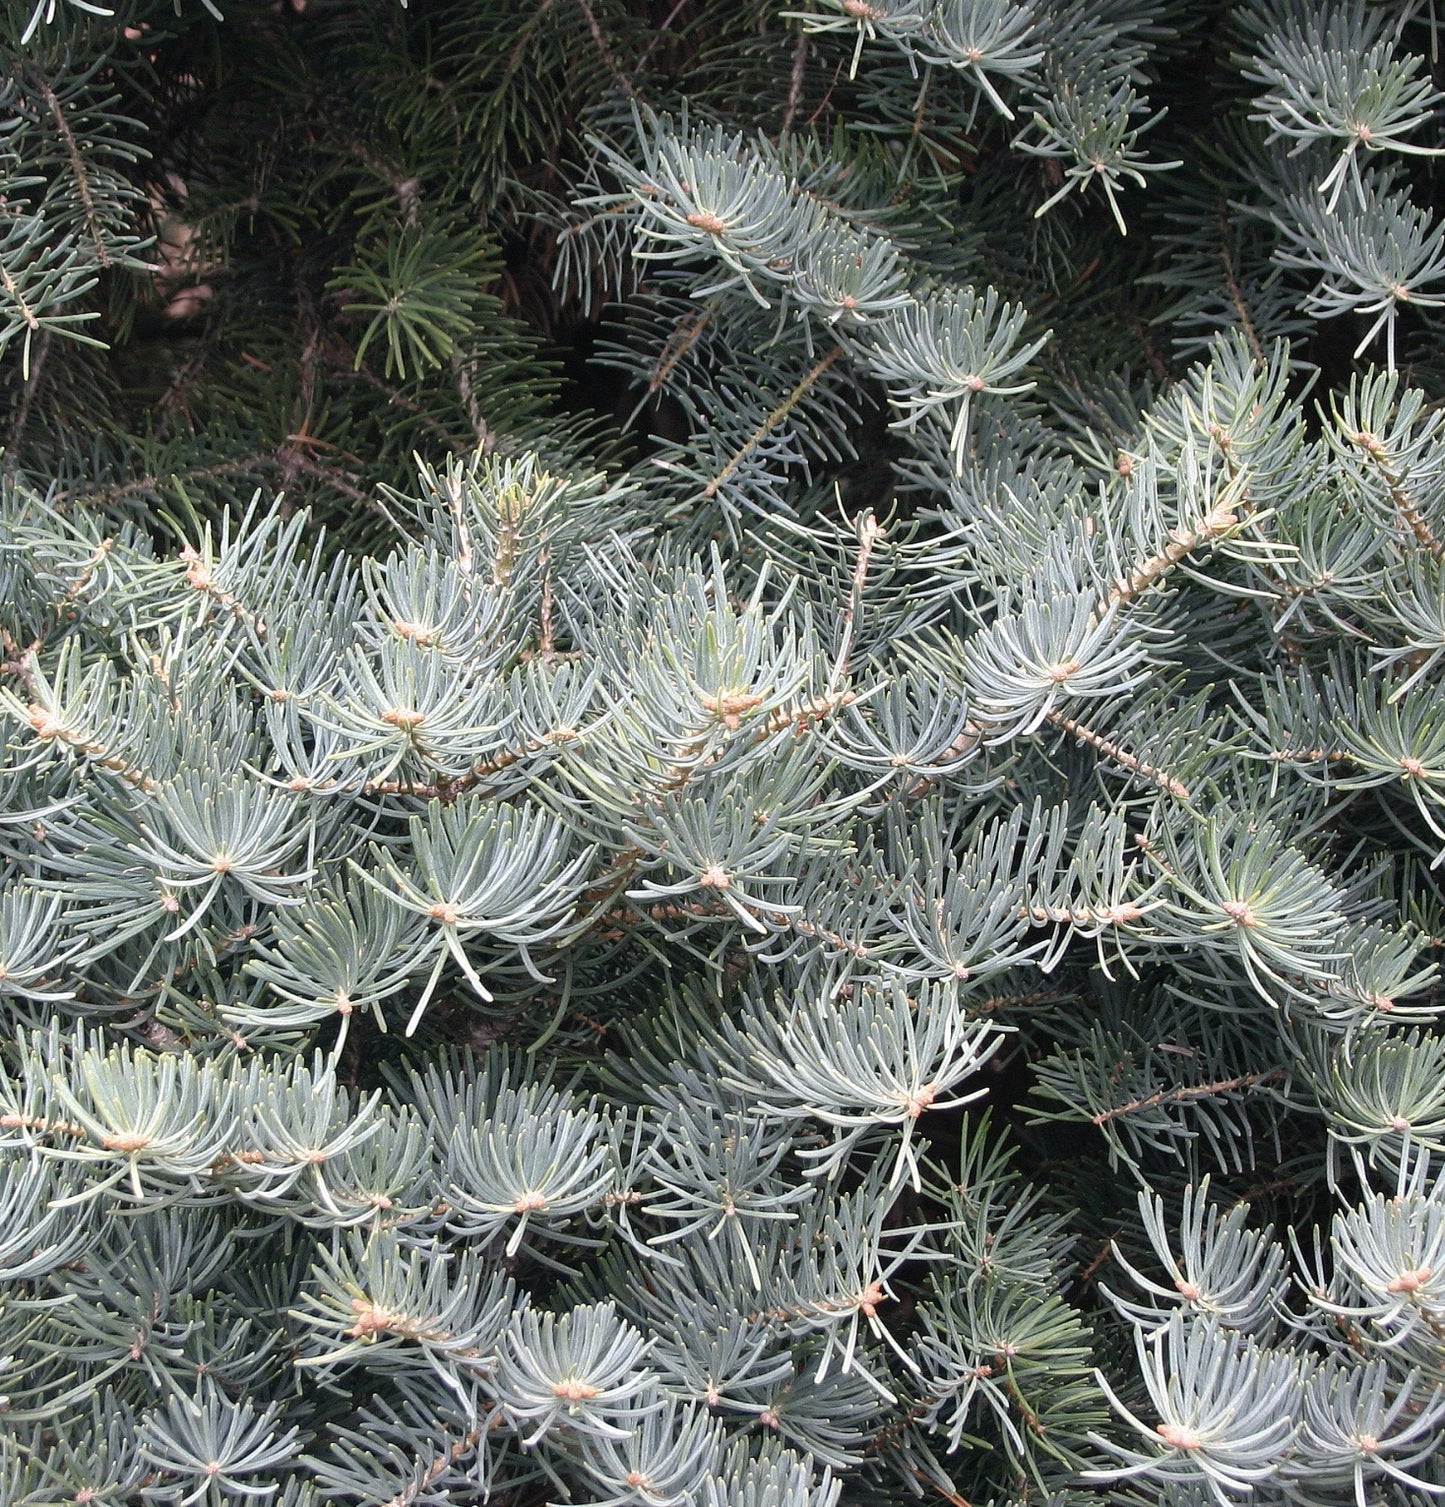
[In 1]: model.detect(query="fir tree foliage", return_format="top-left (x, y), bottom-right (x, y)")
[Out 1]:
top-left (3, 0), bottom-right (1445, 1504)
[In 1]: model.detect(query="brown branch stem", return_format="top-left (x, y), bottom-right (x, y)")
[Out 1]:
top-left (782, 30), bottom-right (809, 136)
top-left (1218, 210), bottom-right (1264, 365)
top-left (1090, 1067), bottom-right (1286, 1125)
top-left (1106, 502), bottom-right (1241, 610)
top-left (702, 345), bottom-right (844, 501)
top-left (1349, 430), bottom-right (1445, 559)
top-left (1046, 708), bottom-right (1190, 799)
top-left (39, 79), bottom-right (109, 269)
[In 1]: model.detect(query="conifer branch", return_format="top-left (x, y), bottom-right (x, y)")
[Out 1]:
top-left (4, 8), bottom-right (1445, 1500)
top-left (5, 327), bottom-right (49, 447)
top-left (38, 78), bottom-right (109, 270)
top-left (1217, 210), bottom-right (1264, 365)
top-left (1089, 1068), bottom-right (1286, 1125)
top-left (701, 345), bottom-right (844, 499)
top-left (50, 460), bottom-right (274, 510)
top-left (782, 31), bottom-right (809, 137)
top-left (450, 353), bottom-right (497, 454)
top-left (381, 1427), bottom-right (487, 1507)
top-left (1106, 503), bottom-right (1242, 609)
top-left (1346, 426), bottom-right (1445, 558)
top-left (1046, 709), bottom-right (1191, 799)
top-left (650, 307), bottom-right (714, 392)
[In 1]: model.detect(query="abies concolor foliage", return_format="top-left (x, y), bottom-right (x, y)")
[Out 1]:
top-left (3, 1), bottom-right (1445, 1503)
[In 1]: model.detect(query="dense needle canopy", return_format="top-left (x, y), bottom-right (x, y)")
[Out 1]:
top-left (2, 1), bottom-right (1445, 1504)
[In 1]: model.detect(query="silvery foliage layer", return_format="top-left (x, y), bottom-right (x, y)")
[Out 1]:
top-left (3, 0), bottom-right (1445, 1503)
